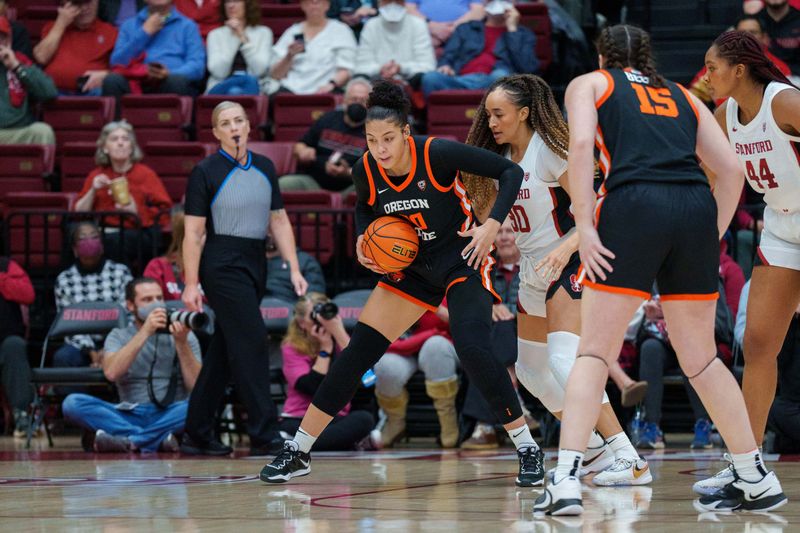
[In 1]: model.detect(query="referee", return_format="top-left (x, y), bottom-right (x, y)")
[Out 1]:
top-left (180, 102), bottom-right (308, 455)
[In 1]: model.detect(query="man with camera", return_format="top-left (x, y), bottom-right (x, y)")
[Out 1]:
top-left (62, 277), bottom-right (202, 453)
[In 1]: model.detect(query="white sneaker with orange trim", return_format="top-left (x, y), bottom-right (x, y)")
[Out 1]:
top-left (592, 457), bottom-right (653, 486)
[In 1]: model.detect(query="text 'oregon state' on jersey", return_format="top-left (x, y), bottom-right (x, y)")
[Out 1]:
top-left (594, 68), bottom-right (707, 194)
top-left (360, 136), bottom-right (473, 256)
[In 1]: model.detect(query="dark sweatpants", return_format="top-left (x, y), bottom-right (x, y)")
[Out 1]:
top-left (279, 411), bottom-right (374, 451)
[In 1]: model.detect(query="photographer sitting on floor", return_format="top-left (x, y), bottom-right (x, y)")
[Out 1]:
top-left (62, 277), bottom-right (202, 453)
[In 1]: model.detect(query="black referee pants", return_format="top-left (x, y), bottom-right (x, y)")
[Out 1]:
top-left (185, 236), bottom-right (279, 446)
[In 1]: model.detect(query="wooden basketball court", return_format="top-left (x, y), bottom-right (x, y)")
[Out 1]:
top-left (0, 437), bottom-right (797, 531)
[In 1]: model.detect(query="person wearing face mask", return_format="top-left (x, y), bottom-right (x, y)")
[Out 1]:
top-left (62, 277), bottom-right (203, 452)
top-left (53, 222), bottom-right (134, 369)
top-left (354, 0), bottom-right (435, 87)
top-left (420, 1), bottom-right (538, 99)
top-left (280, 78), bottom-right (372, 192)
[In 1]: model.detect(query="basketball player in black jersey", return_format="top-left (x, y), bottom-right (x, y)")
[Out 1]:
top-left (260, 82), bottom-right (547, 487)
top-left (534, 25), bottom-right (787, 516)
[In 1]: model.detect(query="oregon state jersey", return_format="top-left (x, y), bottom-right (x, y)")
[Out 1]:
top-left (360, 135), bottom-right (473, 256)
top-left (595, 68), bottom-right (707, 193)
top-left (727, 81), bottom-right (800, 214)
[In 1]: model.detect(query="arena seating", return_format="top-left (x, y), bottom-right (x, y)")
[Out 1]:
top-left (42, 97), bottom-right (116, 152)
top-left (260, 3), bottom-right (304, 39)
top-left (120, 95), bottom-right (193, 143)
top-left (247, 141), bottom-right (297, 176)
top-left (0, 144), bottom-right (55, 204)
top-left (142, 142), bottom-right (209, 203)
top-left (517, 3), bottom-right (553, 74)
top-left (281, 190), bottom-right (341, 264)
top-left (426, 90), bottom-right (484, 142)
top-left (59, 142), bottom-right (98, 193)
top-left (271, 94), bottom-right (337, 142)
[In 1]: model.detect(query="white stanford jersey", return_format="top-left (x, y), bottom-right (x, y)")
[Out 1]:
top-left (502, 132), bottom-right (571, 262)
top-left (727, 81), bottom-right (800, 214)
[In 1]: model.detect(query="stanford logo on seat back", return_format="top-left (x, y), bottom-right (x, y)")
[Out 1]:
top-left (417, 180), bottom-right (426, 191)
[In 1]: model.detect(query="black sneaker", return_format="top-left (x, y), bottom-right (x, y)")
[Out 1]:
top-left (179, 434), bottom-right (233, 456)
top-left (694, 470), bottom-right (788, 512)
top-left (516, 445), bottom-right (545, 487)
top-left (260, 441), bottom-right (311, 483)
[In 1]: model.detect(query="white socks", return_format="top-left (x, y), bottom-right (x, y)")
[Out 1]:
top-left (587, 430), bottom-right (605, 450)
top-left (732, 448), bottom-right (768, 482)
top-left (555, 449), bottom-right (584, 483)
top-left (508, 424), bottom-right (538, 451)
top-left (293, 427), bottom-right (317, 454)
top-left (606, 431), bottom-right (639, 461)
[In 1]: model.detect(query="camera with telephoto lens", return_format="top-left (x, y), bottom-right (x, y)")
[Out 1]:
top-left (158, 310), bottom-right (209, 333)
top-left (310, 302), bottom-right (338, 326)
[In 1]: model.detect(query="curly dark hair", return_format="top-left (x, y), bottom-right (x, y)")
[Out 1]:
top-left (463, 74), bottom-right (569, 216)
top-left (366, 80), bottom-right (410, 127)
top-left (597, 24), bottom-right (666, 88)
top-left (219, 0), bottom-right (262, 27)
top-left (712, 30), bottom-right (795, 88)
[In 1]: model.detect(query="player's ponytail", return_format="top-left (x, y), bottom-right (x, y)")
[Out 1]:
top-left (598, 25), bottom-right (666, 88)
top-left (712, 30), bottom-right (796, 88)
top-left (366, 80), bottom-right (411, 127)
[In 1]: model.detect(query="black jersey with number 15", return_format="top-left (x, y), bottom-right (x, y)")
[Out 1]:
top-left (594, 68), bottom-right (708, 194)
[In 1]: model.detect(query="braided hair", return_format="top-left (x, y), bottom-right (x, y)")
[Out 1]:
top-left (366, 80), bottom-right (410, 127)
top-left (597, 25), bottom-right (666, 88)
top-left (463, 74), bottom-right (569, 216)
top-left (712, 30), bottom-right (796, 88)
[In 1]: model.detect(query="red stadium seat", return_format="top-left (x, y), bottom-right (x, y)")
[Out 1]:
top-left (121, 94), bottom-right (193, 142)
top-left (142, 142), bottom-right (208, 203)
top-left (195, 95), bottom-right (269, 142)
top-left (516, 3), bottom-right (553, 73)
top-left (3, 192), bottom-right (77, 271)
top-left (0, 144), bottom-right (55, 203)
top-left (426, 90), bottom-right (484, 142)
top-left (261, 4), bottom-right (304, 39)
top-left (248, 142), bottom-right (297, 176)
top-left (60, 142), bottom-right (98, 193)
top-left (272, 94), bottom-right (337, 142)
top-left (282, 190), bottom-right (341, 264)
top-left (42, 97), bottom-right (116, 152)
top-left (16, 5), bottom-right (58, 46)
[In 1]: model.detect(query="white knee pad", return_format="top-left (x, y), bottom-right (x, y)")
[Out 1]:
top-left (547, 331), bottom-right (609, 404)
top-left (516, 338), bottom-right (565, 413)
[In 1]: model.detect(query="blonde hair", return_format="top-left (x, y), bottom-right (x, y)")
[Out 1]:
top-left (211, 101), bottom-right (247, 128)
top-left (282, 292), bottom-right (332, 358)
top-left (95, 120), bottom-right (143, 167)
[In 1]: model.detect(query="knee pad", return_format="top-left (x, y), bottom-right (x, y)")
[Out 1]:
top-left (548, 331), bottom-right (609, 404)
top-left (515, 338), bottom-right (565, 413)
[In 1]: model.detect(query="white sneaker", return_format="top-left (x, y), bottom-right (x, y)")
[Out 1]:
top-left (582, 443), bottom-right (616, 475)
top-left (592, 457), bottom-right (652, 486)
top-left (693, 453), bottom-right (734, 496)
top-left (694, 471), bottom-right (787, 512)
top-left (533, 475), bottom-right (583, 516)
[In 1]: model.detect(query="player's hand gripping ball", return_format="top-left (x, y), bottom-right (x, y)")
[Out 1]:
top-left (361, 216), bottom-right (420, 273)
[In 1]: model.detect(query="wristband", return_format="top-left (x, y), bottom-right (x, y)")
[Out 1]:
top-left (318, 350), bottom-right (331, 358)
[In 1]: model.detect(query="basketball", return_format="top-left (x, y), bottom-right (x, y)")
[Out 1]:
top-left (362, 216), bottom-right (419, 272)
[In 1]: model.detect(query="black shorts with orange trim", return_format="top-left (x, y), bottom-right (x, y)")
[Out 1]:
top-left (584, 181), bottom-right (719, 300)
top-left (378, 241), bottom-right (501, 311)
top-left (546, 252), bottom-right (583, 302)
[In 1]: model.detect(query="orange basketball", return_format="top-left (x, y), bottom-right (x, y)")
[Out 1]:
top-left (362, 216), bottom-right (419, 273)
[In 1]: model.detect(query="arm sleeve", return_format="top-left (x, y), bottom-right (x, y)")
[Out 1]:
top-left (294, 370), bottom-right (326, 396)
top-left (111, 19), bottom-right (152, 67)
top-left (54, 274), bottom-right (69, 310)
top-left (332, 25), bottom-right (357, 72)
top-left (401, 20), bottom-right (436, 77)
top-left (184, 164), bottom-right (210, 217)
top-left (429, 138), bottom-right (523, 223)
top-left (502, 28), bottom-right (538, 74)
top-left (352, 159), bottom-right (377, 235)
top-left (261, 158), bottom-right (283, 210)
top-left (271, 24), bottom-right (295, 61)
top-left (205, 29), bottom-right (237, 80)
top-left (19, 65), bottom-right (57, 102)
top-left (438, 25), bottom-right (463, 68)
top-left (103, 328), bottom-right (126, 354)
top-left (0, 260), bottom-right (35, 305)
top-left (240, 27), bottom-right (274, 78)
top-left (187, 332), bottom-right (202, 362)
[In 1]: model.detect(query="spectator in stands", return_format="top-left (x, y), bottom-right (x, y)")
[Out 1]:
top-left (269, 0), bottom-right (358, 95)
top-left (354, 0), bottom-right (436, 86)
top-left (265, 236), bottom-right (325, 302)
top-left (53, 222), bottom-right (133, 368)
top-left (280, 292), bottom-right (379, 450)
top-left (746, 0), bottom-right (800, 13)
top-left (374, 301), bottom-right (459, 448)
top-left (407, 0), bottom-right (485, 47)
top-left (99, 0), bottom-right (146, 26)
top-left (689, 15), bottom-right (792, 107)
top-left (0, 17), bottom-right (57, 145)
top-left (459, 219), bottom-right (534, 449)
top-left (329, 0), bottom-right (378, 36)
top-left (0, 256), bottom-right (35, 438)
top-left (174, 0), bottom-right (221, 39)
top-left (103, 0), bottom-right (206, 101)
top-left (62, 277), bottom-right (202, 452)
top-left (0, 1), bottom-right (32, 57)
top-left (75, 120), bottom-right (172, 265)
top-left (205, 0), bottom-right (273, 95)
top-left (420, 2), bottom-right (538, 99)
top-left (33, 0), bottom-right (118, 96)
top-left (758, 0), bottom-right (800, 74)
top-left (635, 286), bottom-right (734, 450)
top-left (280, 78), bottom-right (371, 192)
top-left (144, 206), bottom-right (202, 301)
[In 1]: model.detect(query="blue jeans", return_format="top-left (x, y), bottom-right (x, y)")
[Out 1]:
top-left (421, 68), bottom-right (511, 98)
top-left (208, 74), bottom-right (260, 95)
top-left (53, 344), bottom-right (90, 367)
top-left (62, 393), bottom-right (189, 452)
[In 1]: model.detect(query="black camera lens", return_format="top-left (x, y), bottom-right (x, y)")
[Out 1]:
top-left (310, 301), bottom-right (338, 323)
